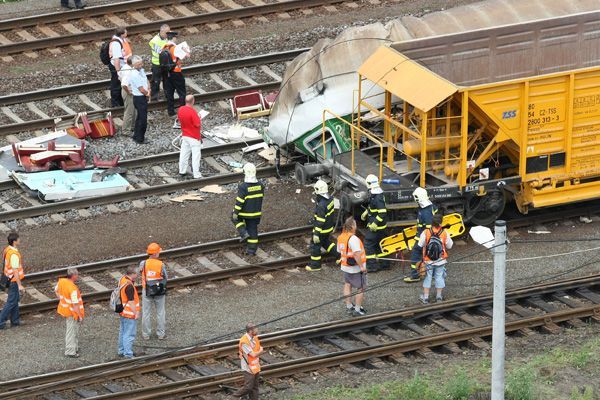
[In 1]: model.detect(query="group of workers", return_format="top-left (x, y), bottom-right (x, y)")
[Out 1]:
top-left (105, 25), bottom-right (189, 144)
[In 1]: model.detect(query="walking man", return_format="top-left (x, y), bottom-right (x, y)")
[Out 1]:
top-left (419, 214), bottom-right (453, 304)
top-left (306, 179), bottom-right (340, 272)
top-left (162, 32), bottom-right (187, 118)
top-left (148, 24), bottom-right (170, 102)
top-left (232, 163), bottom-right (264, 255)
top-left (337, 217), bottom-right (368, 316)
top-left (108, 28), bottom-right (127, 107)
top-left (233, 323), bottom-right (264, 400)
top-left (140, 243), bottom-right (167, 340)
top-left (129, 56), bottom-right (151, 144)
top-left (405, 187), bottom-right (439, 283)
top-left (119, 57), bottom-right (137, 135)
top-left (118, 266), bottom-right (140, 358)
top-left (0, 232), bottom-right (25, 330)
top-left (55, 268), bottom-right (84, 358)
top-left (361, 174), bottom-right (389, 272)
top-left (178, 95), bottom-right (203, 179)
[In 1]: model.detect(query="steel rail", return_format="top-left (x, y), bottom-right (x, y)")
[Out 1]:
top-left (79, 305), bottom-right (600, 400)
top-left (0, 0), bottom-right (344, 55)
top-left (0, 163), bottom-right (293, 221)
top-left (0, 82), bottom-right (280, 136)
top-left (0, 49), bottom-right (306, 106)
top-left (0, 139), bottom-right (262, 192)
top-left (0, 0), bottom-right (194, 31)
top-left (3, 273), bottom-right (598, 396)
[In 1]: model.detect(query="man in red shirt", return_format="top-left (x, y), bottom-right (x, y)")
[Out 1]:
top-left (177, 95), bottom-right (203, 179)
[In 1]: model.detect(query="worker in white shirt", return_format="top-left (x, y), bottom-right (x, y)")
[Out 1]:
top-left (119, 57), bottom-right (137, 135)
top-left (108, 27), bottom-right (127, 107)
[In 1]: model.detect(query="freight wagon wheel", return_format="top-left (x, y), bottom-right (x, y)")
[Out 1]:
top-left (464, 189), bottom-right (506, 226)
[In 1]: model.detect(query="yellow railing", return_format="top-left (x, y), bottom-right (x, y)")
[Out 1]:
top-left (322, 109), bottom-right (386, 181)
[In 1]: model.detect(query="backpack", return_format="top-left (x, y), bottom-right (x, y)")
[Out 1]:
top-left (425, 228), bottom-right (444, 261)
top-left (100, 39), bottom-right (121, 66)
top-left (0, 248), bottom-right (9, 291)
top-left (109, 281), bottom-right (127, 313)
top-left (159, 47), bottom-right (176, 72)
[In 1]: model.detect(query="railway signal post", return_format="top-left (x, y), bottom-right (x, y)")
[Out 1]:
top-left (492, 220), bottom-right (507, 400)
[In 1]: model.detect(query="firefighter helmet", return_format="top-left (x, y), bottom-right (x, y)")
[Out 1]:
top-left (365, 174), bottom-right (380, 190)
top-left (314, 179), bottom-right (328, 195)
top-left (412, 187), bottom-right (429, 204)
top-left (243, 163), bottom-right (257, 181)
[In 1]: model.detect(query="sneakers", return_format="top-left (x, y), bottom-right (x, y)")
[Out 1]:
top-left (142, 335), bottom-right (150, 340)
top-left (436, 295), bottom-right (444, 303)
top-left (403, 276), bottom-right (421, 283)
top-left (305, 265), bottom-right (321, 272)
top-left (352, 306), bottom-right (367, 316)
top-left (65, 353), bottom-right (80, 358)
top-left (346, 304), bottom-right (355, 314)
top-left (158, 335), bottom-right (166, 340)
top-left (419, 295), bottom-right (429, 304)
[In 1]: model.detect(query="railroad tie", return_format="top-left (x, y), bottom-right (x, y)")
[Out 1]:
top-left (25, 287), bottom-right (51, 303)
top-left (1, 106), bottom-right (25, 124)
top-left (35, 26), bottom-right (62, 55)
top-left (152, 166), bottom-right (178, 184)
top-left (26, 102), bottom-right (51, 120)
top-left (223, 252), bottom-right (249, 287)
top-left (220, 0), bottom-right (245, 26)
top-left (167, 261), bottom-right (194, 277)
top-left (199, 2), bottom-right (222, 30)
top-left (105, 13), bottom-right (127, 26)
top-left (196, 256), bottom-right (222, 272)
top-left (53, 98), bottom-right (77, 115)
top-left (260, 65), bottom-right (282, 81)
top-left (245, 0), bottom-right (269, 22)
top-left (78, 94), bottom-right (102, 111)
top-left (0, 34), bottom-right (14, 62)
top-left (15, 30), bottom-right (39, 58)
top-left (234, 69), bottom-right (258, 86)
top-left (204, 156), bottom-right (229, 174)
top-left (73, 388), bottom-right (98, 398)
top-left (157, 369), bottom-right (187, 382)
top-left (277, 242), bottom-right (303, 257)
top-left (80, 275), bottom-right (109, 292)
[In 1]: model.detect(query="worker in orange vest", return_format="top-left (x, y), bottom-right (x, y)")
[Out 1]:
top-left (233, 323), bottom-right (264, 400)
top-left (162, 31), bottom-right (187, 119)
top-left (54, 268), bottom-right (84, 358)
top-left (419, 214), bottom-right (453, 304)
top-left (140, 242), bottom-right (167, 340)
top-left (117, 265), bottom-right (140, 359)
top-left (337, 217), bottom-right (368, 316)
top-left (0, 232), bottom-right (25, 330)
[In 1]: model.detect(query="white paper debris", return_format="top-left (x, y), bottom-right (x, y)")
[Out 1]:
top-left (170, 193), bottom-right (204, 203)
top-left (200, 184), bottom-right (227, 194)
top-left (469, 226), bottom-right (495, 249)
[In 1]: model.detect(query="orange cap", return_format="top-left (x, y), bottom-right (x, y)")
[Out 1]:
top-left (147, 242), bottom-right (162, 255)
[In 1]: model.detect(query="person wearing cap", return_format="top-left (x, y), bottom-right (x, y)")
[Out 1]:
top-left (139, 243), bottom-right (168, 340)
top-left (233, 323), bottom-right (264, 399)
top-left (162, 31), bottom-right (187, 119)
top-left (148, 24), bottom-right (170, 102)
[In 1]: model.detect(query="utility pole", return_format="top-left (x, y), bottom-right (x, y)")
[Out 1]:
top-left (491, 220), bottom-right (507, 400)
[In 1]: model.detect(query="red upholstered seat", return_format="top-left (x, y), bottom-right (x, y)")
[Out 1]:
top-left (93, 155), bottom-right (120, 168)
top-left (11, 143), bottom-right (50, 172)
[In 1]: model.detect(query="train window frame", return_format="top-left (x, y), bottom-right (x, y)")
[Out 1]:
top-left (304, 127), bottom-right (340, 160)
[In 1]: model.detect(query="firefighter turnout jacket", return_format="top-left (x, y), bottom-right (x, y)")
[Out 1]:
top-left (416, 204), bottom-right (439, 235)
top-left (313, 195), bottom-right (335, 235)
top-left (367, 193), bottom-right (388, 230)
top-left (234, 182), bottom-right (264, 219)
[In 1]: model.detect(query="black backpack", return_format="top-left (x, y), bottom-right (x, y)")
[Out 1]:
top-left (100, 39), bottom-right (121, 65)
top-left (159, 47), bottom-right (176, 72)
top-left (425, 228), bottom-right (444, 261)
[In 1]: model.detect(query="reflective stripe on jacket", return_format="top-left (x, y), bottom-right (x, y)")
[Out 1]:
top-left (337, 231), bottom-right (366, 273)
top-left (239, 333), bottom-right (261, 374)
top-left (367, 193), bottom-right (387, 230)
top-left (234, 181), bottom-right (264, 218)
top-left (3, 246), bottom-right (24, 282)
top-left (423, 227), bottom-right (448, 262)
top-left (142, 258), bottom-right (164, 288)
top-left (149, 34), bottom-right (168, 65)
top-left (56, 278), bottom-right (84, 319)
top-left (416, 204), bottom-right (438, 235)
top-left (313, 195), bottom-right (335, 235)
top-left (119, 276), bottom-right (140, 319)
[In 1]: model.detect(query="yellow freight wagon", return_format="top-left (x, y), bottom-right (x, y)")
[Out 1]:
top-left (298, 12), bottom-right (600, 225)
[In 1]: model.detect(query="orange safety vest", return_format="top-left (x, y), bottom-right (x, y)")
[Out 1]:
top-left (142, 258), bottom-right (163, 288)
top-left (119, 276), bottom-right (140, 319)
top-left (239, 333), bottom-right (261, 374)
top-left (337, 231), bottom-right (366, 268)
top-left (56, 277), bottom-right (85, 320)
top-left (163, 44), bottom-right (182, 73)
top-left (122, 39), bottom-right (132, 61)
top-left (423, 227), bottom-right (448, 262)
top-left (3, 246), bottom-right (24, 282)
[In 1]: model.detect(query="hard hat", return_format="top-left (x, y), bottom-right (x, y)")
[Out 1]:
top-left (243, 163), bottom-right (256, 180)
top-left (314, 179), bottom-right (328, 195)
top-left (147, 242), bottom-right (162, 255)
top-left (412, 187), bottom-right (429, 204)
top-left (365, 174), bottom-right (380, 190)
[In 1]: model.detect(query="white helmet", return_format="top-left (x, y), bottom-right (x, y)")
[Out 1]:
top-left (314, 179), bottom-right (328, 196)
top-left (365, 174), bottom-right (380, 191)
top-left (412, 187), bottom-right (431, 207)
top-left (243, 163), bottom-right (257, 182)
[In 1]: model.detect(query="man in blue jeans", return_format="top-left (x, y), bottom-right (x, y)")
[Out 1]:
top-left (118, 266), bottom-right (140, 358)
top-left (0, 232), bottom-right (25, 330)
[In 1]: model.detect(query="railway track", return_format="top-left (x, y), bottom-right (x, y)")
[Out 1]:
top-left (0, 0), bottom-right (347, 59)
top-left (1, 225), bottom-right (313, 317)
top-left (2, 273), bottom-right (599, 399)
top-left (0, 49), bottom-right (306, 136)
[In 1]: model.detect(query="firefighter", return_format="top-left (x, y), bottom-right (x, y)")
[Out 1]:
top-left (232, 163), bottom-right (264, 255)
top-left (306, 179), bottom-right (340, 272)
top-left (404, 187), bottom-right (439, 283)
top-left (360, 174), bottom-right (389, 273)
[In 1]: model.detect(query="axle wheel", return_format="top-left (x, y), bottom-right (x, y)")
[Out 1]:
top-left (464, 189), bottom-right (506, 226)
